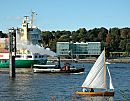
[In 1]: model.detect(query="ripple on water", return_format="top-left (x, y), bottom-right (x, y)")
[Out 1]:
top-left (0, 63), bottom-right (130, 100)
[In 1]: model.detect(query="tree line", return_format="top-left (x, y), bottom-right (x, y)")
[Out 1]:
top-left (41, 27), bottom-right (130, 55)
top-left (1, 27), bottom-right (130, 56)
top-left (0, 31), bottom-right (8, 38)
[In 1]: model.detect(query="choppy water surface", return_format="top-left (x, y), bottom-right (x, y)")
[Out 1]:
top-left (0, 63), bottom-right (130, 101)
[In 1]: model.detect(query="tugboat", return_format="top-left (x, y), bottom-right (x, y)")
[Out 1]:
top-left (33, 56), bottom-right (85, 73)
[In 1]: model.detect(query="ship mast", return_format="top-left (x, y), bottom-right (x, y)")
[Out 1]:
top-left (31, 11), bottom-right (37, 28)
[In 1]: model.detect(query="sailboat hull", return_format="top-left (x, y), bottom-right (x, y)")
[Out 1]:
top-left (75, 91), bottom-right (114, 96)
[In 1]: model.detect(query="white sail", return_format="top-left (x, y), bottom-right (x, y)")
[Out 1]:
top-left (82, 50), bottom-right (107, 89)
top-left (107, 66), bottom-right (114, 90)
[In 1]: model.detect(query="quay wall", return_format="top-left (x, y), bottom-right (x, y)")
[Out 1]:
top-left (48, 57), bottom-right (130, 63)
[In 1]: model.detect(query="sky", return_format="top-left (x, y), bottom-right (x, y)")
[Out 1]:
top-left (0, 0), bottom-right (130, 32)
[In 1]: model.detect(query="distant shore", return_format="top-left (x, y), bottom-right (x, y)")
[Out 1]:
top-left (48, 57), bottom-right (130, 63)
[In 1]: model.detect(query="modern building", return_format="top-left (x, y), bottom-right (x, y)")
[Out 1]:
top-left (57, 42), bottom-right (70, 55)
top-left (57, 42), bottom-right (101, 57)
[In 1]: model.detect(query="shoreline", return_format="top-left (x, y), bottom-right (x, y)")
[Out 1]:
top-left (48, 57), bottom-right (130, 63)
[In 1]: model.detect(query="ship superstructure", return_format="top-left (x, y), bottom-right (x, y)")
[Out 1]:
top-left (17, 12), bottom-right (42, 54)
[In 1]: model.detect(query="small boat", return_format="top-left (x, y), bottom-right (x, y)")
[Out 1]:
top-left (33, 67), bottom-right (84, 73)
top-left (33, 57), bottom-right (85, 73)
top-left (75, 49), bottom-right (114, 96)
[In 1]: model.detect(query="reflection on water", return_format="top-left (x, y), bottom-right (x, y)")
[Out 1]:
top-left (0, 63), bottom-right (130, 101)
top-left (78, 96), bottom-right (114, 101)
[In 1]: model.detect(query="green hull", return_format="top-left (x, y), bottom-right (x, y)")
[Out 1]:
top-left (0, 59), bottom-right (47, 68)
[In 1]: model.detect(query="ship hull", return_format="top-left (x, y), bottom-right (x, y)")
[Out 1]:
top-left (33, 67), bottom-right (85, 73)
top-left (75, 91), bottom-right (114, 96)
top-left (0, 59), bottom-right (47, 68)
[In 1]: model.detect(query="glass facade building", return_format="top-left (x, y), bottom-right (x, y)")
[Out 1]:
top-left (57, 42), bottom-right (70, 55)
top-left (57, 42), bottom-right (101, 56)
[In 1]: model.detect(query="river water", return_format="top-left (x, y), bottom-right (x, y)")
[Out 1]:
top-left (0, 63), bottom-right (130, 101)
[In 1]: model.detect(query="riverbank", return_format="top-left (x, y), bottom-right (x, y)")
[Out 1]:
top-left (107, 58), bottom-right (130, 63)
top-left (48, 57), bottom-right (130, 63)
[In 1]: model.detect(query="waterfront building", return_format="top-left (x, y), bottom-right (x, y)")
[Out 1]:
top-left (57, 42), bottom-right (70, 55)
top-left (57, 42), bottom-right (101, 58)
top-left (0, 38), bottom-right (9, 49)
top-left (0, 38), bottom-right (9, 53)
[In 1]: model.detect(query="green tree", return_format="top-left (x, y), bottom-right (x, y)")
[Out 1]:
top-left (40, 27), bottom-right (130, 53)
top-left (119, 39), bottom-right (127, 51)
top-left (49, 40), bottom-right (57, 52)
top-left (78, 28), bottom-right (87, 42)
top-left (109, 28), bottom-right (120, 51)
top-left (120, 28), bottom-right (130, 39)
top-left (71, 31), bottom-right (80, 42)
top-left (58, 34), bottom-right (70, 42)
top-left (0, 31), bottom-right (8, 38)
top-left (41, 31), bottom-right (54, 46)
top-left (98, 27), bottom-right (108, 42)
top-left (87, 28), bottom-right (99, 42)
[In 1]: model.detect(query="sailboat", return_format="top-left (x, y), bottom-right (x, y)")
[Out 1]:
top-left (75, 49), bottom-right (114, 96)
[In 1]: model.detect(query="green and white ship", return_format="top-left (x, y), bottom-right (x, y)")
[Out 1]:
top-left (0, 12), bottom-right (55, 68)
top-left (0, 53), bottom-right (47, 68)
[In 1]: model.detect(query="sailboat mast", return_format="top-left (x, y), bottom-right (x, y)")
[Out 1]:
top-left (104, 48), bottom-right (107, 90)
